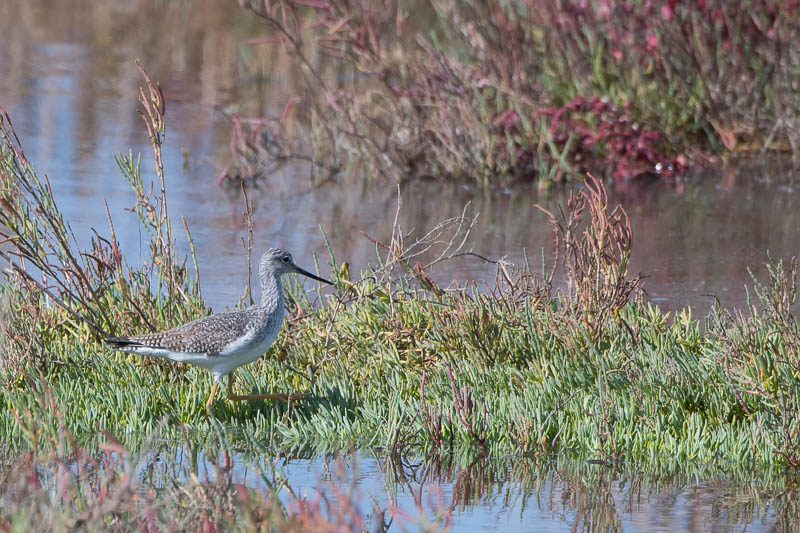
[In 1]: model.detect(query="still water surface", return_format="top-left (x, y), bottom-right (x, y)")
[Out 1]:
top-left (2, 0), bottom-right (799, 317)
top-left (133, 447), bottom-right (786, 532)
top-left (2, 1), bottom-right (800, 530)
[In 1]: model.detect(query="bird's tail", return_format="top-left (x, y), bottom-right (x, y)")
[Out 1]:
top-left (105, 336), bottom-right (143, 350)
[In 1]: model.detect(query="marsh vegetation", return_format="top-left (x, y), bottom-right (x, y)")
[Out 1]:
top-left (3, 79), bottom-right (800, 527)
top-left (3, 1), bottom-right (800, 530)
top-left (224, 0), bottom-right (800, 187)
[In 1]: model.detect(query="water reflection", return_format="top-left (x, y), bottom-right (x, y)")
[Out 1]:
top-left (375, 452), bottom-right (799, 531)
top-left (2, 0), bottom-right (800, 320)
top-left (15, 443), bottom-right (799, 532)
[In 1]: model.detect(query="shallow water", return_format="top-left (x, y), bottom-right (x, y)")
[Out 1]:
top-left (106, 446), bottom-right (795, 531)
top-left (2, 0), bottom-right (800, 318)
top-left (15, 437), bottom-right (797, 531)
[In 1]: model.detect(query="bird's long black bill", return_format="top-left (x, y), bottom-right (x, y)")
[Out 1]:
top-left (294, 265), bottom-right (332, 284)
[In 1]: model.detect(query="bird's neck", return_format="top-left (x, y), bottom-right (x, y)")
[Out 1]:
top-left (260, 271), bottom-right (284, 310)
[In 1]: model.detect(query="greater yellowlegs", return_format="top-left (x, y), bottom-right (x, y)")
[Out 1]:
top-left (106, 248), bottom-right (331, 415)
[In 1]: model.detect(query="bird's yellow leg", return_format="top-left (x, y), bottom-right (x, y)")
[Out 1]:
top-left (226, 372), bottom-right (308, 402)
top-left (205, 381), bottom-right (219, 416)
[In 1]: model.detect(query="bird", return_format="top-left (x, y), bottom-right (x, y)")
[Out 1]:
top-left (106, 248), bottom-right (332, 415)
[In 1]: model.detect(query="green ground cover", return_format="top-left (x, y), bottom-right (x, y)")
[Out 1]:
top-left (2, 261), bottom-right (798, 466)
top-left (2, 96), bottom-right (799, 468)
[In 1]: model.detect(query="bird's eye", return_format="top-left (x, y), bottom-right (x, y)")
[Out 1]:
top-left (282, 255), bottom-right (291, 263)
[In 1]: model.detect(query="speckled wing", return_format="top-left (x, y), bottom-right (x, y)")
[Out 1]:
top-left (107, 311), bottom-right (249, 356)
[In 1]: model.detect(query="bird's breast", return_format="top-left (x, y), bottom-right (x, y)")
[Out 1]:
top-left (218, 307), bottom-right (285, 361)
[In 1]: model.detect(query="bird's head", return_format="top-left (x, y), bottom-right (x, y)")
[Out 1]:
top-left (259, 248), bottom-right (331, 284)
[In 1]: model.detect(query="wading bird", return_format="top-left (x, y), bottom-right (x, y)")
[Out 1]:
top-left (106, 248), bottom-right (331, 415)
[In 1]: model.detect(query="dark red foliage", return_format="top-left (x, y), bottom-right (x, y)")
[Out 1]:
top-left (542, 96), bottom-right (685, 179)
top-left (545, 0), bottom-right (795, 64)
top-left (493, 96), bottom-right (684, 180)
